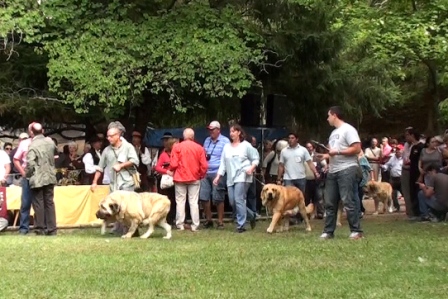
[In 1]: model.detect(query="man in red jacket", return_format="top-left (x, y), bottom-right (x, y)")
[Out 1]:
top-left (170, 128), bottom-right (208, 231)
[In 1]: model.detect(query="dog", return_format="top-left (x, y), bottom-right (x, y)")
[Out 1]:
top-left (363, 180), bottom-right (393, 215)
top-left (336, 180), bottom-right (394, 226)
top-left (96, 190), bottom-right (172, 239)
top-left (261, 184), bottom-right (314, 233)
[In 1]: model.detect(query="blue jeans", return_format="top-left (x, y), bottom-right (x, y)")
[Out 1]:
top-left (284, 178), bottom-right (306, 194)
top-left (228, 182), bottom-right (255, 229)
top-left (418, 190), bottom-right (447, 218)
top-left (323, 166), bottom-right (362, 234)
top-left (19, 178), bottom-right (33, 233)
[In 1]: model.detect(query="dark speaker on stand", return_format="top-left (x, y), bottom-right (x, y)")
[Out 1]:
top-left (240, 94), bottom-right (261, 127)
top-left (266, 94), bottom-right (289, 127)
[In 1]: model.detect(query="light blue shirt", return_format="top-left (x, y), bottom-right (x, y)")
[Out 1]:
top-left (203, 134), bottom-right (230, 174)
top-left (218, 141), bottom-right (259, 186)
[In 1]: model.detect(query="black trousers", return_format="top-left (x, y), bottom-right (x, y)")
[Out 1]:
top-left (409, 171), bottom-right (421, 216)
top-left (305, 179), bottom-right (325, 216)
top-left (390, 176), bottom-right (402, 210)
top-left (31, 184), bottom-right (57, 234)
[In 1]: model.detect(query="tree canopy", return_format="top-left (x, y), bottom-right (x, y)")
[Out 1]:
top-left (1, 0), bottom-right (448, 136)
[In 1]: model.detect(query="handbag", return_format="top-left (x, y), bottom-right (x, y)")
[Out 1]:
top-left (160, 174), bottom-right (174, 189)
top-left (111, 148), bottom-right (141, 189)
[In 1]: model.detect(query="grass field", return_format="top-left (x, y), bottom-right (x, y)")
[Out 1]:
top-left (1, 214), bottom-right (447, 299)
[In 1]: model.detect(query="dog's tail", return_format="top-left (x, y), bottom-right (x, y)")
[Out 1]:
top-left (306, 203), bottom-right (314, 215)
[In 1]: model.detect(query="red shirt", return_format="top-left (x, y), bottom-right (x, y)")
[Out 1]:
top-left (155, 151), bottom-right (170, 175)
top-left (170, 140), bottom-right (208, 183)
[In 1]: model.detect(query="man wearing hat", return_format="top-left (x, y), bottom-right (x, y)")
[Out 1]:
top-left (82, 136), bottom-right (105, 185)
top-left (200, 121), bottom-right (230, 229)
top-left (382, 144), bottom-right (404, 212)
top-left (131, 131), bottom-right (152, 191)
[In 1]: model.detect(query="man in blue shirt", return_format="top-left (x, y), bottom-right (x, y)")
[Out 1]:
top-left (200, 121), bottom-right (230, 229)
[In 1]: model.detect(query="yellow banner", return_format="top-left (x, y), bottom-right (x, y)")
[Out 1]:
top-left (7, 185), bottom-right (110, 226)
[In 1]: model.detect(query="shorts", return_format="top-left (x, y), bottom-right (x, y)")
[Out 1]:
top-left (199, 173), bottom-right (226, 204)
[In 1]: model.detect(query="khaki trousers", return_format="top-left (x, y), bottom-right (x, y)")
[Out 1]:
top-left (175, 181), bottom-right (200, 229)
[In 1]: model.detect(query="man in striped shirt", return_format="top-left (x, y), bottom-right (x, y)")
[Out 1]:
top-left (199, 121), bottom-right (230, 229)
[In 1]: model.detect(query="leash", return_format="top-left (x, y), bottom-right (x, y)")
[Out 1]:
top-left (254, 175), bottom-right (266, 186)
top-left (311, 140), bottom-right (330, 152)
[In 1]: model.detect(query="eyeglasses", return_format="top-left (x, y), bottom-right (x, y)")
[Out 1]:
top-left (4, 147), bottom-right (11, 150)
top-left (107, 133), bottom-right (119, 138)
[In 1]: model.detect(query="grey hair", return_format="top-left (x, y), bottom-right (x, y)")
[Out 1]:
top-left (108, 121), bottom-right (126, 134)
top-left (68, 141), bottom-right (78, 149)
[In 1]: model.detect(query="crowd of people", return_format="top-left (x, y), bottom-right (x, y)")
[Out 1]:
top-left (1, 106), bottom-right (448, 237)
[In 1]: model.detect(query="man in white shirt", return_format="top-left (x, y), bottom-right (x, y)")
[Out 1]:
top-left (277, 133), bottom-right (319, 192)
top-left (132, 131), bottom-right (153, 191)
top-left (317, 106), bottom-right (363, 240)
top-left (382, 144), bottom-right (404, 212)
top-left (82, 136), bottom-right (109, 185)
top-left (0, 148), bottom-right (11, 186)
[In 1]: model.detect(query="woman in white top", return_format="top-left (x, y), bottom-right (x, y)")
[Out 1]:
top-left (214, 124), bottom-right (259, 233)
top-left (365, 138), bottom-right (382, 181)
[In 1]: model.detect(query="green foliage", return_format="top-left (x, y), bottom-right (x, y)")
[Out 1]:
top-left (2, 0), bottom-right (448, 132)
top-left (33, 1), bottom-right (266, 113)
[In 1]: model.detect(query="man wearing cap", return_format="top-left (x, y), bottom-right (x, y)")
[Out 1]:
top-left (13, 125), bottom-right (35, 235)
top-left (131, 131), bottom-right (152, 191)
top-left (382, 144), bottom-right (404, 212)
top-left (200, 121), bottom-right (230, 229)
top-left (25, 122), bottom-right (58, 235)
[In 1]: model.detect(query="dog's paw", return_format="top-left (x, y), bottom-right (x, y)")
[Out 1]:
top-left (163, 235), bottom-right (172, 240)
top-left (305, 227), bottom-right (312, 232)
top-left (121, 234), bottom-right (132, 239)
top-left (266, 227), bottom-right (274, 234)
top-left (139, 234), bottom-right (149, 239)
top-left (372, 211), bottom-right (379, 216)
top-left (336, 222), bottom-right (342, 227)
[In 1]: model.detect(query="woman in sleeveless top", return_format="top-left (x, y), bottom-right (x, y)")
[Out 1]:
top-left (419, 136), bottom-right (443, 184)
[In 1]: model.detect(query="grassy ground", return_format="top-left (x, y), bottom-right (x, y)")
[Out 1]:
top-left (1, 214), bottom-right (447, 299)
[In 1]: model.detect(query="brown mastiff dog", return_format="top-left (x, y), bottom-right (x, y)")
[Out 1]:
top-left (336, 180), bottom-right (393, 226)
top-left (364, 180), bottom-right (393, 215)
top-left (261, 184), bottom-right (314, 233)
top-left (96, 190), bottom-right (172, 239)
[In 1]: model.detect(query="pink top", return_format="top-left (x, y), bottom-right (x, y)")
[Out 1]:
top-left (13, 138), bottom-right (32, 168)
top-left (382, 144), bottom-right (392, 158)
top-left (155, 151), bottom-right (170, 175)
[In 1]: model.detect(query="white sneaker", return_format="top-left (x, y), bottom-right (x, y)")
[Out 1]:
top-left (177, 226), bottom-right (185, 231)
top-left (319, 233), bottom-right (334, 239)
top-left (349, 232), bottom-right (364, 240)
